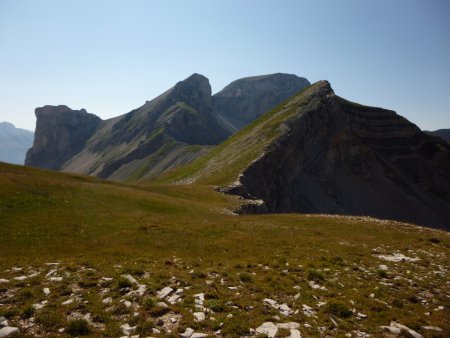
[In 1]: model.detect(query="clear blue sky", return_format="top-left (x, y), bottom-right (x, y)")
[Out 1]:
top-left (0, 0), bottom-right (449, 131)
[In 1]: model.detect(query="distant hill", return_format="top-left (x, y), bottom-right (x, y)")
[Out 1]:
top-left (0, 122), bottom-right (34, 164)
top-left (425, 129), bottom-right (450, 142)
top-left (166, 81), bottom-right (450, 230)
top-left (212, 73), bottom-right (310, 130)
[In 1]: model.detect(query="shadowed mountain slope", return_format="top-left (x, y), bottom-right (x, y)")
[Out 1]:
top-left (426, 129), bottom-right (450, 142)
top-left (165, 81), bottom-right (450, 229)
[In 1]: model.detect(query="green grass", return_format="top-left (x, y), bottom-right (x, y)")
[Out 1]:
top-left (0, 162), bottom-right (449, 337)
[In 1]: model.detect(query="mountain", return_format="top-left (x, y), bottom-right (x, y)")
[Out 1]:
top-left (425, 129), bottom-right (450, 142)
top-left (0, 122), bottom-right (34, 164)
top-left (166, 81), bottom-right (450, 230)
top-left (25, 73), bottom-right (311, 181)
top-left (26, 74), bottom-right (235, 180)
top-left (212, 73), bottom-right (310, 130)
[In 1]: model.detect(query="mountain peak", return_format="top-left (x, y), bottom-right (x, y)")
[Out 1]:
top-left (170, 73), bottom-right (212, 109)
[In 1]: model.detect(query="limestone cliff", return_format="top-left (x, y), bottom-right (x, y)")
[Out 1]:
top-left (25, 106), bottom-right (101, 169)
top-left (213, 73), bottom-right (310, 130)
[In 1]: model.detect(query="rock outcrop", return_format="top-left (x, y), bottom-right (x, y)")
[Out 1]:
top-left (25, 106), bottom-right (102, 169)
top-left (212, 73), bottom-right (310, 130)
top-left (0, 122), bottom-right (34, 165)
top-left (185, 81), bottom-right (450, 229)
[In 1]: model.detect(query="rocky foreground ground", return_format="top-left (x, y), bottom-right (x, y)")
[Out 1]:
top-left (0, 236), bottom-right (448, 338)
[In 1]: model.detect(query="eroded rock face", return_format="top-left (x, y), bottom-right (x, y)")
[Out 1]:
top-left (213, 73), bottom-right (310, 130)
top-left (25, 106), bottom-right (101, 169)
top-left (223, 81), bottom-right (450, 229)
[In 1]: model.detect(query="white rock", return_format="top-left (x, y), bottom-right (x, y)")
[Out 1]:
top-left (167, 294), bottom-right (180, 304)
top-left (422, 326), bottom-right (442, 331)
top-left (0, 279), bottom-right (9, 283)
top-left (0, 320), bottom-right (7, 328)
top-left (120, 323), bottom-right (136, 336)
top-left (101, 277), bottom-right (113, 281)
top-left (279, 303), bottom-right (293, 316)
top-left (180, 327), bottom-right (194, 338)
top-left (157, 286), bottom-right (173, 299)
top-left (152, 328), bottom-right (161, 334)
top-left (191, 334), bottom-right (208, 338)
top-left (46, 269), bottom-right (57, 277)
top-left (378, 265), bottom-right (388, 271)
top-left (287, 329), bottom-right (302, 338)
top-left (376, 253), bottom-right (419, 262)
top-left (0, 327), bottom-right (19, 337)
top-left (49, 277), bottom-right (62, 282)
top-left (357, 312), bottom-right (368, 318)
top-left (193, 293), bottom-right (205, 301)
top-left (33, 303), bottom-right (45, 310)
top-left (62, 299), bottom-right (74, 305)
top-left (193, 312), bottom-right (205, 322)
top-left (276, 322), bottom-right (300, 329)
top-left (155, 302), bottom-right (168, 308)
top-left (124, 300), bottom-right (132, 308)
top-left (256, 322), bottom-right (278, 338)
top-left (102, 297), bottom-right (113, 304)
top-left (294, 293), bottom-right (300, 300)
top-left (13, 276), bottom-right (27, 281)
top-left (263, 298), bottom-right (279, 308)
top-left (43, 287), bottom-right (50, 296)
top-left (380, 322), bottom-right (423, 338)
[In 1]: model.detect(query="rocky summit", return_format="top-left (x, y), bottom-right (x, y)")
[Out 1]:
top-left (212, 73), bottom-right (310, 130)
top-left (171, 81), bottom-right (450, 230)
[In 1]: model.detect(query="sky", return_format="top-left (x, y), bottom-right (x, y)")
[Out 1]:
top-left (0, 0), bottom-right (449, 132)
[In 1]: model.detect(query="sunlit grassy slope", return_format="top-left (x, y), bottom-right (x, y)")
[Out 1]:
top-left (0, 162), bottom-right (449, 337)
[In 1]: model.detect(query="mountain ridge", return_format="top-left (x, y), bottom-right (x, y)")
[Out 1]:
top-left (0, 121), bottom-right (34, 165)
top-left (165, 81), bottom-right (450, 230)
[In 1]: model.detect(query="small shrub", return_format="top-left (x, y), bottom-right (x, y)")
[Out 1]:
top-left (324, 300), bottom-right (352, 318)
top-left (222, 315), bottom-right (250, 337)
top-left (239, 272), bottom-right (253, 283)
top-left (67, 318), bottom-right (90, 336)
top-left (18, 288), bottom-right (35, 300)
top-left (135, 320), bottom-right (154, 335)
top-left (142, 296), bottom-right (155, 310)
top-left (307, 269), bottom-right (324, 282)
top-left (117, 277), bottom-right (133, 289)
top-left (206, 299), bottom-right (225, 312)
top-left (392, 299), bottom-right (404, 308)
top-left (377, 269), bottom-right (388, 279)
top-left (149, 305), bottom-right (170, 317)
top-left (36, 310), bottom-right (64, 329)
top-left (20, 304), bottom-right (34, 319)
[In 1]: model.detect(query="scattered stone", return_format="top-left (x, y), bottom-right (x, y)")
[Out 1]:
top-left (376, 253), bottom-right (419, 262)
top-left (124, 300), bottom-right (132, 308)
top-left (256, 322), bottom-right (278, 338)
top-left (191, 333), bottom-right (208, 338)
top-left (43, 287), bottom-right (50, 296)
top-left (157, 286), bottom-right (173, 299)
top-left (276, 322), bottom-right (300, 329)
top-left (287, 329), bottom-right (302, 338)
top-left (167, 294), bottom-right (180, 304)
top-left (0, 279), bottom-right (9, 283)
top-left (378, 265), bottom-right (388, 271)
top-left (193, 312), bottom-right (205, 322)
top-left (62, 298), bottom-right (74, 305)
top-left (422, 326), bottom-right (442, 332)
top-left (48, 277), bottom-right (62, 282)
top-left (13, 276), bottom-right (27, 281)
top-left (120, 323), bottom-right (136, 336)
top-left (357, 312), bottom-right (368, 319)
top-left (279, 303), bottom-right (293, 316)
top-left (102, 297), bottom-right (113, 304)
top-left (0, 327), bottom-right (19, 337)
top-left (380, 321), bottom-right (423, 338)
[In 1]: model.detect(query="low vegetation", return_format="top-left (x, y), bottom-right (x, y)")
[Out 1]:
top-left (0, 162), bottom-right (448, 337)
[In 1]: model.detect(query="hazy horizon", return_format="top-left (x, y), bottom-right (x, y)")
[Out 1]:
top-left (1, 0), bottom-right (449, 131)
